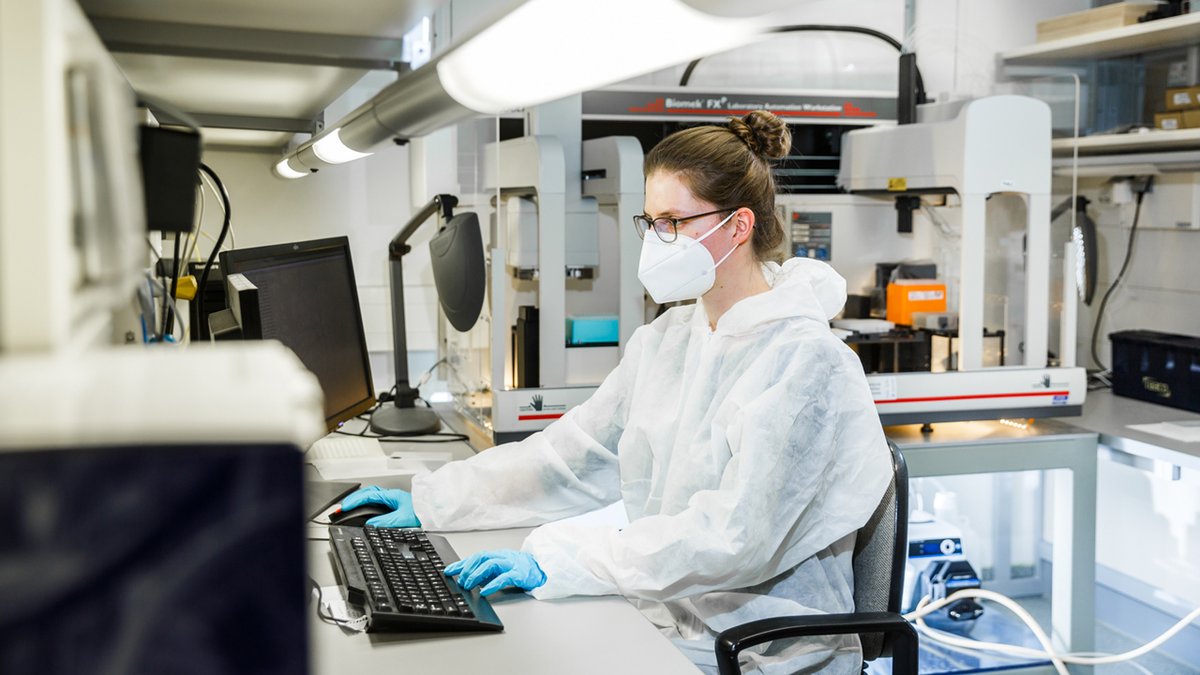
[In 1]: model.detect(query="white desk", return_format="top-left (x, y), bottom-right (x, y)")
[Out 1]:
top-left (306, 421), bottom-right (699, 674)
top-left (885, 419), bottom-right (1098, 665)
top-left (307, 527), bottom-right (699, 674)
top-left (1072, 389), bottom-right (1200, 472)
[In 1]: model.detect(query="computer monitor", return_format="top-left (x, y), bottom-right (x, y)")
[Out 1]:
top-left (0, 442), bottom-right (310, 674)
top-left (219, 236), bottom-right (376, 430)
top-left (0, 343), bottom-right (320, 675)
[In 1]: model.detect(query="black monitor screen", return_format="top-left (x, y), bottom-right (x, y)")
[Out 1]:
top-left (0, 442), bottom-right (308, 674)
top-left (221, 237), bottom-right (375, 429)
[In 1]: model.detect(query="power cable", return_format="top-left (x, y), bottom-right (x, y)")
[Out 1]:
top-left (195, 163), bottom-right (232, 341)
top-left (1089, 177), bottom-right (1154, 372)
top-left (907, 588), bottom-right (1199, 674)
top-left (163, 234), bottom-right (182, 337)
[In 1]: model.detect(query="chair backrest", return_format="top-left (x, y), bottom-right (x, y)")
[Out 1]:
top-left (851, 439), bottom-right (909, 661)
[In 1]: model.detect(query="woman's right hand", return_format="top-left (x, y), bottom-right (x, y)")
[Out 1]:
top-left (339, 485), bottom-right (421, 528)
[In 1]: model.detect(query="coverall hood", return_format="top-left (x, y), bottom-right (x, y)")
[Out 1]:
top-left (698, 257), bottom-right (848, 337)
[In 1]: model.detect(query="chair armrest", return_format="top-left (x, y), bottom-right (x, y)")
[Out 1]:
top-left (714, 611), bottom-right (917, 675)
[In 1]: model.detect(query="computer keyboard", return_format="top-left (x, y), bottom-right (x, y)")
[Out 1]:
top-left (328, 525), bottom-right (503, 633)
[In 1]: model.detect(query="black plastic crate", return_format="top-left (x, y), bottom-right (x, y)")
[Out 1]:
top-left (1109, 330), bottom-right (1200, 413)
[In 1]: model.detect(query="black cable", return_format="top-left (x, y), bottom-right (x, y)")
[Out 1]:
top-left (332, 429), bottom-right (469, 443)
top-left (158, 274), bottom-right (171, 341)
top-left (1089, 178), bottom-right (1153, 372)
top-left (163, 234), bottom-right (182, 337)
top-left (679, 24), bottom-right (926, 101)
top-left (377, 435), bottom-right (469, 444)
top-left (195, 163), bottom-right (232, 341)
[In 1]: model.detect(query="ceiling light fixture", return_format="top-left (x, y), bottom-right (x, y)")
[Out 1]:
top-left (274, 0), bottom-right (788, 176)
top-left (273, 157), bottom-right (308, 179)
top-left (312, 128), bottom-right (374, 164)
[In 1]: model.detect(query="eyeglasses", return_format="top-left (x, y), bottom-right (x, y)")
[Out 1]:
top-left (632, 208), bottom-right (736, 243)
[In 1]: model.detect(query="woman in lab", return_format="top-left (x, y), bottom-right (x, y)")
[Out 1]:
top-left (342, 110), bottom-right (892, 674)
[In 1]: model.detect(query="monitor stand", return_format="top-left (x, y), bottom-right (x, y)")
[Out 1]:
top-left (369, 401), bottom-right (441, 436)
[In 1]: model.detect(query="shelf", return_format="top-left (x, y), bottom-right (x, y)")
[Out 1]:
top-left (1052, 150), bottom-right (1200, 176)
top-left (1052, 128), bottom-right (1200, 155)
top-left (1001, 11), bottom-right (1200, 64)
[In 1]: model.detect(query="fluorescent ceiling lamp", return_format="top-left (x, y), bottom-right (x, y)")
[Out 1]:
top-left (274, 158), bottom-right (308, 179)
top-left (436, 0), bottom-right (768, 114)
top-left (312, 128), bottom-right (374, 164)
top-left (276, 0), bottom-right (779, 176)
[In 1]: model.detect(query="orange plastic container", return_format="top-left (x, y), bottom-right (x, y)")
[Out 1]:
top-left (886, 280), bottom-right (947, 326)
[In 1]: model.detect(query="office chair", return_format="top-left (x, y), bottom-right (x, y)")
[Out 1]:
top-left (714, 439), bottom-right (918, 674)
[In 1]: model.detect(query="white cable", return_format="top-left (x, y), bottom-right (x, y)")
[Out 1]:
top-left (415, 357), bottom-right (448, 388)
top-left (1068, 653), bottom-right (1154, 675)
top-left (176, 299), bottom-right (190, 346)
top-left (921, 203), bottom-right (959, 241)
top-left (199, 169), bottom-right (235, 250)
top-left (1070, 72), bottom-right (1080, 259)
top-left (182, 183), bottom-right (205, 265)
top-left (912, 593), bottom-right (1069, 675)
top-left (907, 589), bottom-right (1200, 668)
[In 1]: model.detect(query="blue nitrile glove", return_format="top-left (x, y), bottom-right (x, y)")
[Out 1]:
top-left (339, 485), bottom-right (421, 528)
top-left (444, 550), bottom-right (546, 597)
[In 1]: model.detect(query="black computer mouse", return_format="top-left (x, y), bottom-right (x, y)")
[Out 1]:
top-left (328, 503), bottom-right (393, 527)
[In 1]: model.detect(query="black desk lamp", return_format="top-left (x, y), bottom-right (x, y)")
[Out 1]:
top-left (370, 194), bottom-right (485, 436)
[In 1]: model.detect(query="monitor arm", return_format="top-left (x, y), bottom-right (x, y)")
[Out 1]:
top-left (370, 193), bottom-right (459, 436)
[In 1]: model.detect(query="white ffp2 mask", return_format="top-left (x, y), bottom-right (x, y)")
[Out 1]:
top-left (638, 210), bottom-right (739, 304)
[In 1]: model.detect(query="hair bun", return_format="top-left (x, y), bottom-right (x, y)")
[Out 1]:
top-left (728, 110), bottom-right (791, 161)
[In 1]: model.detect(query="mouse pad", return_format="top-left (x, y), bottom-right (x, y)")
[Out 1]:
top-left (305, 480), bottom-right (360, 520)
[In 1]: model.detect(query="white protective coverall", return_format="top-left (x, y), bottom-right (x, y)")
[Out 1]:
top-left (412, 257), bottom-right (892, 674)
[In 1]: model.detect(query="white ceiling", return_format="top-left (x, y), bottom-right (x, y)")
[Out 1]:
top-left (77, 0), bottom-right (437, 38)
top-left (78, 0), bottom-right (444, 149)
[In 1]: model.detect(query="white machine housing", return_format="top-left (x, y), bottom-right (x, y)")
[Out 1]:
top-left (839, 96), bottom-right (1086, 423)
top-left (462, 97), bottom-right (644, 443)
top-left (0, 0), bottom-right (145, 354)
top-left (0, 342), bottom-right (326, 451)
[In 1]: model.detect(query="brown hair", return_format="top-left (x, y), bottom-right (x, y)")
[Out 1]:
top-left (644, 110), bottom-right (791, 262)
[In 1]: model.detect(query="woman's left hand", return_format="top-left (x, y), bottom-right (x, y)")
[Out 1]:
top-left (444, 550), bottom-right (546, 596)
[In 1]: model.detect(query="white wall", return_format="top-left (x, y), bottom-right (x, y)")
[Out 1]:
top-left (196, 144), bottom-right (436, 395)
top-left (912, 0), bottom-right (1088, 100)
top-left (1073, 174), bottom-right (1200, 368)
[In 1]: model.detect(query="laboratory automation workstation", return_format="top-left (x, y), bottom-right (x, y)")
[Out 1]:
top-left (2, 0), bottom-right (1200, 674)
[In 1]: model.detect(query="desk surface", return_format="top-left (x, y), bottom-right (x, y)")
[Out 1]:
top-left (308, 415), bottom-right (698, 675)
top-left (1070, 389), bottom-right (1200, 469)
top-left (307, 527), bottom-right (699, 674)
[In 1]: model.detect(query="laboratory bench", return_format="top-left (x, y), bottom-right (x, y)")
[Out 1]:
top-left (306, 527), bottom-right (699, 674)
top-left (885, 419), bottom-right (1099, 668)
top-left (304, 424), bottom-right (699, 674)
top-left (883, 389), bottom-right (1200, 674)
top-left (312, 392), bottom-right (1199, 674)
top-left (1072, 388), bottom-right (1200, 472)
